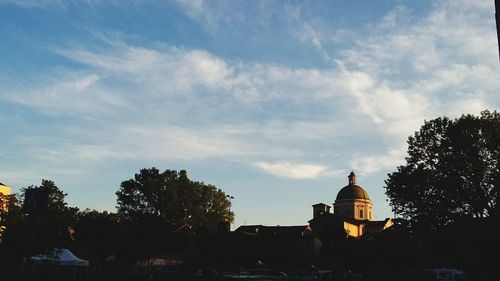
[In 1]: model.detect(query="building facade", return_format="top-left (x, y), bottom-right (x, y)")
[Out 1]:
top-left (0, 183), bottom-right (11, 196)
top-left (0, 182), bottom-right (11, 211)
top-left (0, 183), bottom-right (12, 240)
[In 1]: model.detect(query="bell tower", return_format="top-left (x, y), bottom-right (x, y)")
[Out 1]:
top-left (312, 203), bottom-right (331, 219)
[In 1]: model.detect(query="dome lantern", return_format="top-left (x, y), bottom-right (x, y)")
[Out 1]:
top-left (348, 171), bottom-right (356, 185)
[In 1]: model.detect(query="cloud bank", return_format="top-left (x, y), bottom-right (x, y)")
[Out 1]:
top-left (1, 0), bottom-right (498, 183)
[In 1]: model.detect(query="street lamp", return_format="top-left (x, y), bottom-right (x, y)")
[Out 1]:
top-left (226, 195), bottom-right (234, 225)
top-left (226, 195), bottom-right (234, 208)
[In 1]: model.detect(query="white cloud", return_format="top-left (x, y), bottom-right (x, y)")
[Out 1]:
top-left (334, 0), bottom-right (498, 146)
top-left (351, 148), bottom-right (406, 175)
top-left (1, 73), bottom-right (128, 117)
top-left (296, 22), bottom-right (332, 62)
top-left (57, 45), bottom-right (237, 97)
top-left (2, 0), bottom-right (498, 180)
top-left (45, 44), bottom-right (373, 161)
top-left (253, 161), bottom-right (330, 179)
top-left (0, 169), bottom-right (38, 187)
top-left (176, 0), bottom-right (204, 13)
top-left (1, 0), bottom-right (64, 8)
top-left (173, 0), bottom-right (246, 31)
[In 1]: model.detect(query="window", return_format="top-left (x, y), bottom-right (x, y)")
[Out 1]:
top-left (359, 209), bottom-right (364, 219)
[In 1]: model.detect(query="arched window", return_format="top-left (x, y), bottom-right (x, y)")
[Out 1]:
top-left (359, 209), bottom-right (364, 219)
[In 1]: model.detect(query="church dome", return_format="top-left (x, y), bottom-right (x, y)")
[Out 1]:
top-left (335, 171), bottom-right (370, 201)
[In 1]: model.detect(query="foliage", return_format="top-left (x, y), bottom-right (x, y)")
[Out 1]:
top-left (2, 180), bottom-right (78, 255)
top-left (385, 110), bottom-right (500, 231)
top-left (73, 209), bottom-right (120, 256)
top-left (116, 168), bottom-right (234, 230)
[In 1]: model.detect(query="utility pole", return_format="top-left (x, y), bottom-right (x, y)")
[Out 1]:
top-left (496, 0), bottom-right (500, 61)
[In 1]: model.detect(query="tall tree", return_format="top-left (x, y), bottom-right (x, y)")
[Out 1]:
top-left (385, 111), bottom-right (500, 231)
top-left (116, 168), bottom-right (234, 230)
top-left (0, 180), bottom-right (78, 280)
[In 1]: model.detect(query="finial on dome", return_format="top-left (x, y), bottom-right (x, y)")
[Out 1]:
top-left (348, 171), bottom-right (356, 185)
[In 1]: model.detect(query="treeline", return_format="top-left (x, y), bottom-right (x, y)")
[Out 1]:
top-left (0, 168), bottom-right (234, 281)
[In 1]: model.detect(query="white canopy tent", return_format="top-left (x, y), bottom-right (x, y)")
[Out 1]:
top-left (30, 248), bottom-right (89, 267)
top-left (27, 249), bottom-right (89, 281)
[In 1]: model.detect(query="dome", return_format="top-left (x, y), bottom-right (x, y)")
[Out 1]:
top-left (335, 171), bottom-right (370, 201)
top-left (336, 184), bottom-right (370, 201)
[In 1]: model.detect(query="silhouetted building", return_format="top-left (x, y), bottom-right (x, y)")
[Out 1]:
top-left (232, 224), bottom-right (317, 267)
top-left (23, 187), bottom-right (49, 215)
top-left (235, 225), bottom-right (312, 239)
top-left (312, 203), bottom-right (331, 219)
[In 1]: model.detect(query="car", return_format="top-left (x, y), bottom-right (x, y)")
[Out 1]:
top-left (223, 273), bottom-right (281, 281)
top-left (285, 271), bottom-right (318, 281)
top-left (425, 268), bottom-right (467, 281)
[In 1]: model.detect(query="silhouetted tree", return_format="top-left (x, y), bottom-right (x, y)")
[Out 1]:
top-left (0, 193), bottom-right (23, 281)
top-left (74, 209), bottom-right (119, 254)
top-left (0, 180), bottom-right (78, 280)
top-left (18, 180), bottom-right (78, 250)
top-left (116, 168), bottom-right (234, 231)
top-left (385, 110), bottom-right (500, 231)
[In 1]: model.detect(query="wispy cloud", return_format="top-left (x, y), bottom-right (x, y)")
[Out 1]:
top-left (1, 0), bottom-right (64, 8)
top-left (253, 161), bottom-right (331, 179)
top-left (0, 74), bottom-right (128, 117)
top-left (0, 41), bottom-right (374, 167)
top-left (1, 0), bottom-right (497, 182)
top-left (351, 148), bottom-right (406, 175)
top-left (335, 0), bottom-right (499, 168)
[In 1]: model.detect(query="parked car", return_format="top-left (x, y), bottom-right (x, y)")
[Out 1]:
top-left (223, 273), bottom-right (280, 281)
top-left (425, 268), bottom-right (467, 281)
top-left (337, 270), bottom-right (362, 281)
top-left (285, 270), bottom-right (318, 281)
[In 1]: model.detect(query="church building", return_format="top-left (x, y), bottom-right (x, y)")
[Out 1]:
top-left (235, 171), bottom-right (393, 240)
top-left (230, 171), bottom-right (394, 266)
top-left (309, 171), bottom-right (393, 238)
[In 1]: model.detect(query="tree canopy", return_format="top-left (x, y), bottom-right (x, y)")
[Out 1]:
top-left (0, 180), bottom-right (78, 280)
top-left (385, 110), bottom-right (500, 230)
top-left (16, 180), bottom-right (78, 249)
top-left (116, 168), bottom-right (234, 230)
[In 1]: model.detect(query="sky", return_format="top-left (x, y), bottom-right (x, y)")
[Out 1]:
top-left (1, 0), bottom-right (499, 227)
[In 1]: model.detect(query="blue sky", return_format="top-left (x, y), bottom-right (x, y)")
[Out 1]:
top-left (1, 0), bottom-right (498, 227)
